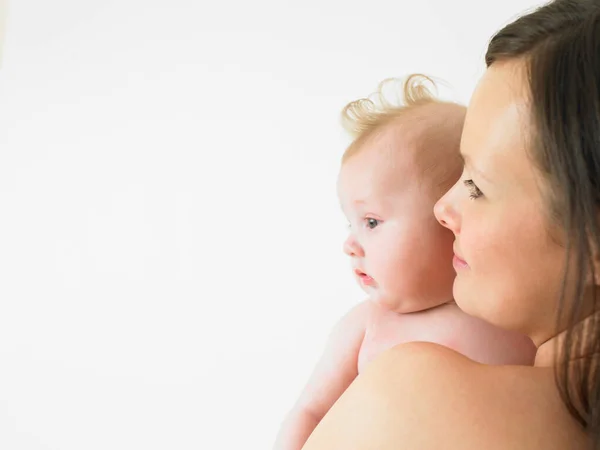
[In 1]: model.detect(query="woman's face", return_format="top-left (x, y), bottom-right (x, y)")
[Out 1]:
top-left (434, 61), bottom-right (567, 346)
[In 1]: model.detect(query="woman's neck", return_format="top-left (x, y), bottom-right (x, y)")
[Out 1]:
top-left (534, 336), bottom-right (557, 367)
top-left (535, 310), bottom-right (600, 367)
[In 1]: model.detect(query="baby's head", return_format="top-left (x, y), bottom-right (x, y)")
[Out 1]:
top-left (337, 74), bottom-right (465, 313)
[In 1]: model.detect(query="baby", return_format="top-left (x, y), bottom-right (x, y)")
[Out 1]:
top-left (273, 75), bottom-right (537, 450)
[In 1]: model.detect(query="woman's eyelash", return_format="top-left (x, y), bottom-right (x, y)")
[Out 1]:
top-left (464, 179), bottom-right (483, 199)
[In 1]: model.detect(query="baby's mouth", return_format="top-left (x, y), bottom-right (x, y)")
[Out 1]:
top-left (354, 269), bottom-right (375, 285)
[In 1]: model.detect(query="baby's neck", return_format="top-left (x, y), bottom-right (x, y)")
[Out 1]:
top-left (392, 299), bottom-right (458, 315)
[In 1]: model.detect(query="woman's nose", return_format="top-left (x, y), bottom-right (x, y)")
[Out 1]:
top-left (434, 184), bottom-right (461, 234)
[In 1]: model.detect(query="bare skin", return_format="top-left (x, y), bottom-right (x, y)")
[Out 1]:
top-left (302, 342), bottom-right (588, 450)
top-left (273, 102), bottom-right (536, 450)
top-left (300, 57), bottom-right (592, 450)
top-left (275, 303), bottom-right (535, 450)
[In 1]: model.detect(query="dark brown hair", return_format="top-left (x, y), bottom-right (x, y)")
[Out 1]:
top-left (486, 0), bottom-right (600, 445)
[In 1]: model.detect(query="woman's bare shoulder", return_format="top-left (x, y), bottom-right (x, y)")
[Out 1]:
top-left (302, 342), bottom-right (588, 450)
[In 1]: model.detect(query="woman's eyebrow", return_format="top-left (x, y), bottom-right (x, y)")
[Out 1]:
top-left (460, 152), bottom-right (493, 184)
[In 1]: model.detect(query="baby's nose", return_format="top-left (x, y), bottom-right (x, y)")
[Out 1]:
top-left (343, 234), bottom-right (364, 257)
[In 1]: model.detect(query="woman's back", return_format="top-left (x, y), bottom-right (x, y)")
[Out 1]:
top-left (302, 343), bottom-right (588, 450)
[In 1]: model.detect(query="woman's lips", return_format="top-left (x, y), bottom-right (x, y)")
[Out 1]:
top-left (452, 254), bottom-right (469, 270)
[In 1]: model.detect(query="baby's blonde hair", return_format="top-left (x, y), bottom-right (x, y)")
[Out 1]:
top-left (341, 74), bottom-right (453, 163)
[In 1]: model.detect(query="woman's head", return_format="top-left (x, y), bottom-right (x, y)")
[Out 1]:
top-left (434, 60), bottom-right (567, 343)
top-left (435, 0), bottom-right (600, 434)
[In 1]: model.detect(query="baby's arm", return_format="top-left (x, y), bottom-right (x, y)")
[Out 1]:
top-left (272, 300), bottom-right (371, 450)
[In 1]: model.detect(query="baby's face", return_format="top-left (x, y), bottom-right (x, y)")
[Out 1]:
top-left (337, 127), bottom-right (458, 313)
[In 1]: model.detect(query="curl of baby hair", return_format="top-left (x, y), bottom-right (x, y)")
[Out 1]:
top-left (340, 74), bottom-right (445, 162)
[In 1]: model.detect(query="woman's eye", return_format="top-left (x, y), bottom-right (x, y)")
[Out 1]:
top-left (464, 179), bottom-right (483, 200)
top-left (365, 218), bottom-right (379, 229)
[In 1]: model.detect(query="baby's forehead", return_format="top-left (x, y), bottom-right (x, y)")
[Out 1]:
top-left (365, 111), bottom-right (459, 166)
top-left (339, 139), bottom-right (425, 196)
top-left (342, 104), bottom-right (465, 191)
top-left (382, 102), bottom-right (463, 140)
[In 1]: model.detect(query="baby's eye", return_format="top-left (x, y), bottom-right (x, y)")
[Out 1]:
top-left (464, 179), bottom-right (483, 200)
top-left (365, 218), bottom-right (379, 229)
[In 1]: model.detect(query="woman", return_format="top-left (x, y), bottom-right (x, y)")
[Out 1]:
top-left (302, 0), bottom-right (600, 449)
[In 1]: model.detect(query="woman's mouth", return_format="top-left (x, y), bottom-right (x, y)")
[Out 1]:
top-left (452, 254), bottom-right (469, 270)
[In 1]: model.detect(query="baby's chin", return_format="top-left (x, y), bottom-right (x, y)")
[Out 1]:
top-left (369, 293), bottom-right (451, 314)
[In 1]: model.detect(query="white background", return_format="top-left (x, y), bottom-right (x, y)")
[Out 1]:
top-left (0, 1), bottom-right (543, 449)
